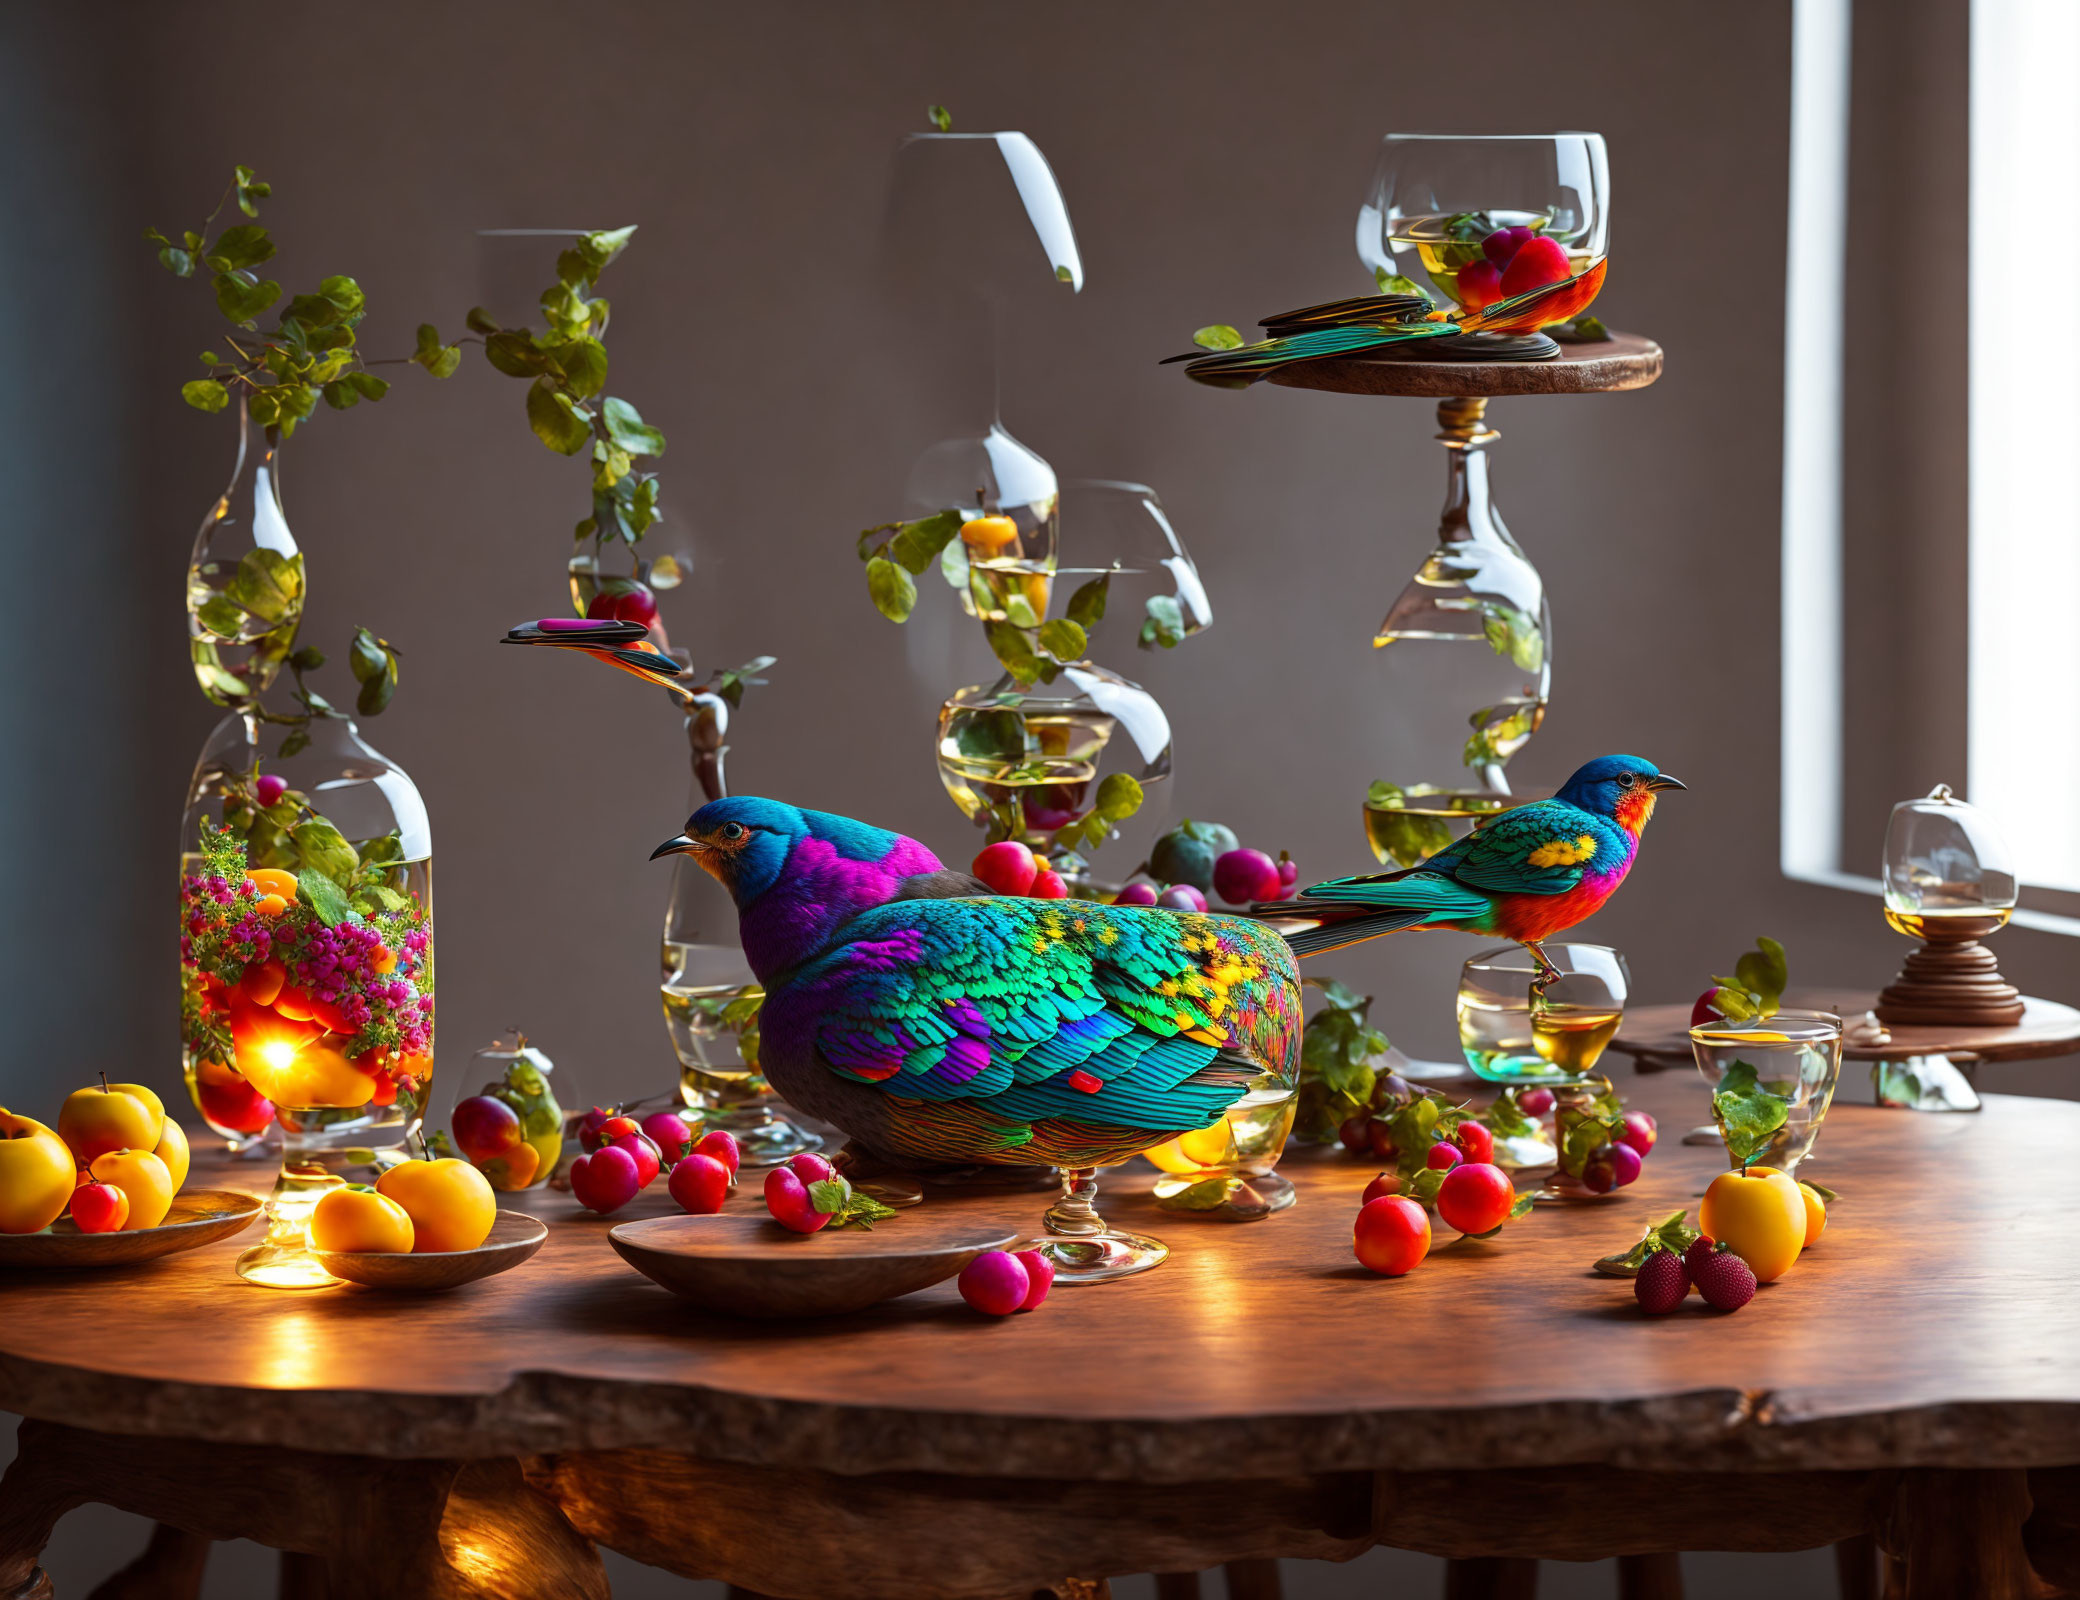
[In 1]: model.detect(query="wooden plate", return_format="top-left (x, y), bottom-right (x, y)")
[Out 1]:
top-left (0, 1188), bottom-right (262, 1268)
top-left (311, 1210), bottom-right (548, 1291)
top-left (610, 1210), bottom-right (1021, 1319)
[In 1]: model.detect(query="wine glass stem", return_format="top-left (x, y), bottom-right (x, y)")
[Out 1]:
top-left (1043, 1166), bottom-right (1104, 1237)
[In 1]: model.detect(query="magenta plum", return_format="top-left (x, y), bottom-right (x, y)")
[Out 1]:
top-left (1212, 849), bottom-right (1282, 906)
top-left (1617, 1110), bottom-right (1658, 1156)
top-left (1157, 884), bottom-right (1207, 913)
top-left (1607, 1141), bottom-right (1644, 1188)
top-left (610, 1129), bottom-right (663, 1190)
top-left (640, 1111), bottom-right (693, 1166)
top-left (450, 1094), bottom-right (522, 1164)
top-left (971, 841), bottom-right (1039, 897)
top-left (1112, 881), bottom-right (1159, 907)
top-left (1012, 1247), bottom-right (1055, 1310)
top-left (1498, 235), bottom-right (1571, 298)
top-left (667, 1152), bottom-right (732, 1215)
top-left (574, 1106), bottom-right (618, 1153)
top-left (788, 1152), bottom-right (836, 1184)
top-left (585, 581), bottom-right (658, 628)
top-left (692, 1128), bottom-right (740, 1179)
top-left (570, 1144), bottom-right (642, 1214)
top-left (764, 1165), bottom-right (838, 1233)
top-left (1456, 258), bottom-right (1503, 310)
top-left (1276, 854), bottom-right (1299, 891)
top-left (1517, 1087), bottom-right (1556, 1117)
top-left (957, 1250), bottom-right (1030, 1316)
top-left (253, 773), bottom-right (287, 808)
top-left (1425, 1141), bottom-right (1463, 1172)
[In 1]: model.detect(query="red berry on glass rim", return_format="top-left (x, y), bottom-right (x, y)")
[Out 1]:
top-left (1112, 881), bottom-right (1159, 907)
top-left (972, 841), bottom-right (1039, 897)
top-left (1498, 235), bottom-right (1571, 299)
top-left (1029, 868), bottom-right (1069, 900)
top-left (253, 773), bottom-right (287, 808)
top-left (1012, 1247), bottom-right (1055, 1310)
top-left (1437, 1162), bottom-right (1516, 1236)
top-left (667, 1152), bottom-right (732, 1215)
top-left (1353, 1195), bottom-right (1431, 1277)
top-left (570, 1144), bottom-right (642, 1214)
top-left (1455, 1120), bottom-right (1495, 1165)
top-left (692, 1128), bottom-right (740, 1179)
top-left (1617, 1110), bottom-right (1658, 1156)
top-left (1456, 259), bottom-right (1503, 310)
top-left (1425, 1141), bottom-right (1463, 1172)
top-left (1276, 853), bottom-right (1299, 891)
top-left (958, 1250), bottom-right (1030, 1316)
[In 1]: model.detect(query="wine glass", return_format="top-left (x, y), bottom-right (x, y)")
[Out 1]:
top-left (1876, 784), bottom-right (2025, 1027)
top-left (1689, 1011), bottom-right (1845, 1175)
top-left (1357, 132), bottom-right (1610, 357)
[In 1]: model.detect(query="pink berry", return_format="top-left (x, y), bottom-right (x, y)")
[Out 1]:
top-left (788, 1152), bottom-right (836, 1184)
top-left (1498, 235), bottom-right (1571, 299)
top-left (1157, 884), bottom-right (1207, 912)
top-left (1634, 1249), bottom-right (1690, 1314)
top-left (763, 1166), bottom-right (835, 1233)
top-left (1276, 854), bottom-right (1298, 890)
top-left (1454, 1120), bottom-right (1495, 1165)
top-left (1425, 1141), bottom-right (1463, 1172)
top-left (1617, 1111), bottom-right (1658, 1156)
top-left (575, 1106), bottom-right (618, 1153)
top-left (1212, 848), bottom-right (1282, 906)
top-left (570, 1145), bottom-right (642, 1214)
top-left (1012, 1248), bottom-right (1055, 1310)
top-left (1029, 868), bottom-right (1068, 899)
top-left (958, 1250), bottom-right (1031, 1316)
top-left (1456, 258), bottom-right (1504, 310)
top-left (667, 1152), bottom-right (732, 1215)
top-left (692, 1128), bottom-right (740, 1179)
top-left (253, 773), bottom-right (288, 808)
top-left (972, 841), bottom-right (1039, 897)
top-left (1607, 1141), bottom-right (1644, 1188)
top-left (641, 1110), bottom-right (694, 1166)
top-left (1112, 881), bottom-right (1159, 907)
top-left (609, 1129), bottom-right (663, 1190)
top-left (1517, 1087), bottom-right (1556, 1117)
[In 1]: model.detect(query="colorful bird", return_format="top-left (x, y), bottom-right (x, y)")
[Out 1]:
top-left (500, 617), bottom-right (701, 702)
top-left (1166, 260), bottom-right (1608, 387)
top-left (1260, 754), bottom-right (1684, 980)
top-left (650, 798), bottom-right (1304, 1172)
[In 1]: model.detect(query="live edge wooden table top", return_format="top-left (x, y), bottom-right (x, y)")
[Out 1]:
top-left (5, 1066), bottom-right (2080, 1600)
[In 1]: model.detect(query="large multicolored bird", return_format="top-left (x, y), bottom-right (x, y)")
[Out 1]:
top-left (651, 798), bottom-right (1303, 1172)
top-left (1259, 754), bottom-right (1684, 979)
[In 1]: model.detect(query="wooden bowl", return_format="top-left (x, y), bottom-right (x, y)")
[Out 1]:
top-left (609, 1210), bottom-right (1021, 1319)
top-left (310, 1210), bottom-right (547, 1291)
top-left (0, 1188), bottom-right (262, 1269)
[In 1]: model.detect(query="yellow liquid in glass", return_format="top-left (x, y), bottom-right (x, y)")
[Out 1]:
top-left (1529, 1006), bottom-right (1623, 1075)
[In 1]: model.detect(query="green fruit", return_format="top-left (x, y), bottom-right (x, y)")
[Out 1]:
top-left (1149, 819), bottom-right (1239, 893)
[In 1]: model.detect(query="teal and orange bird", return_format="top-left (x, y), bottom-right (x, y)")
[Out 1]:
top-left (1259, 754), bottom-right (1683, 982)
top-left (1163, 259), bottom-right (1609, 387)
top-left (500, 617), bottom-right (700, 700)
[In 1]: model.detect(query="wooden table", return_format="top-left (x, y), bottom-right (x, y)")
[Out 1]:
top-left (4, 1067), bottom-right (2079, 1600)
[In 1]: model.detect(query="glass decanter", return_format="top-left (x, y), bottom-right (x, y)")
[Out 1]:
top-left (1875, 784), bottom-right (2024, 1026)
top-left (187, 408), bottom-right (302, 711)
top-left (180, 711), bottom-right (434, 1287)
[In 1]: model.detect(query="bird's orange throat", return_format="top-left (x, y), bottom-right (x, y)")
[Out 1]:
top-left (1614, 790), bottom-right (1657, 837)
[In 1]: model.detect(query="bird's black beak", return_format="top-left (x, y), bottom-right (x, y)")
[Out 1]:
top-left (650, 833), bottom-right (704, 860)
top-left (1646, 775), bottom-right (1687, 792)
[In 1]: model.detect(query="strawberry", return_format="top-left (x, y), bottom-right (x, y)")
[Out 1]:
top-left (1684, 1234), bottom-right (1719, 1276)
top-left (1634, 1249), bottom-right (1690, 1314)
top-left (1690, 1244), bottom-right (1758, 1312)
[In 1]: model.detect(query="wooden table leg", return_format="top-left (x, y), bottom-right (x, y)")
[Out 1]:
top-left (2025, 1466), bottom-right (2080, 1593)
top-left (1151, 1576), bottom-right (1200, 1600)
top-left (1222, 1560), bottom-right (1281, 1600)
top-left (1878, 1468), bottom-right (2038, 1599)
top-left (1833, 1533), bottom-right (1879, 1600)
top-left (0, 1419), bottom-right (91, 1600)
top-left (83, 1525), bottom-right (211, 1600)
top-left (1616, 1552), bottom-right (1683, 1599)
top-left (278, 1550), bottom-right (328, 1600)
top-left (1443, 1558), bottom-right (1538, 1600)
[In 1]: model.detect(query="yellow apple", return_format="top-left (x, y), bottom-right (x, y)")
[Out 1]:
top-left (0, 1109), bottom-right (76, 1234)
top-left (89, 1148), bottom-right (173, 1231)
top-left (57, 1082), bottom-right (162, 1164)
top-left (1700, 1165), bottom-right (1808, 1282)
top-left (154, 1118), bottom-right (191, 1194)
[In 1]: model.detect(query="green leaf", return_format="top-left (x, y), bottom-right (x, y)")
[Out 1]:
top-left (831, 1189), bottom-right (899, 1230)
top-left (928, 104), bottom-right (952, 131)
top-left (526, 377), bottom-right (592, 455)
top-left (181, 378), bottom-right (230, 413)
top-left (277, 725), bottom-right (310, 759)
top-left (290, 819), bottom-right (360, 886)
top-left (602, 396), bottom-right (665, 457)
top-left (348, 372), bottom-right (389, 401)
top-left (1373, 268), bottom-right (1430, 300)
top-left (550, 337), bottom-right (609, 398)
top-left (1479, 602), bottom-right (1545, 672)
top-left (580, 226), bottom-right (637, 271)
top-left (194, 594), bottom-right (244, 638)
top-left (349, 626), bottom-right (400, 717)
top-left (289, 645), bottom-right (326, 673)
top-left (158, 246), bottom-right (195, 276)
top-left (1096, 771), bottom-right (1143, 821)
top-left (484, 330), bottom-right (553, 378)
top-left (1734, 937), bottom-right (1789, 1011)
top-left (296, 867), bottom-right (354, 927)
top-left (213, 271), bottom-right (281, 325)
top-left (209, 224), bottom-right (275, 270)
top-left (320, 379), bottom-right (359, 411)
top-left (1594, 1208), bottom-right (1701, 1277)
top-left (1036, 618), bottom-right (1087, 662)
top-left (1192, 325), bottom-right (1244, 351)
top-left (412, 323), bottom-right (461, 378)
top-left (1711, 1058), bottom-right (1790, 1170)
top-left (465, 305), bottom-right (501, 336)
top-left (805, 1177), bottom-right (852, 1215)
top-left (866, 557), bottom-right (917, 623)
top-left (1066, 574), bottom-right (1110, 630)
top-left (1139, 593), bottom-right (1186, 650)
top-left (1164, 1175), bottom-right (1241, 1212)
top-left (1544, 313), bottom-right (1610, 343)
top-left (887, 510), bottom-right (963, 575)
top-left (984, 621), bottom-right (1051, 686)
top-left (234, 164), bottom-right (270, 217)
top-left (223, 548), bottom-right (305, 625)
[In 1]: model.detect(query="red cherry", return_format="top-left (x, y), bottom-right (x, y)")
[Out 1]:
top-left (1436, 1162), bottom-right (1516, 1236)
top-left (1030, 868), bottom-right (1068, 899)
top-left (609, 1130), bottom-right (662, 1190)
top-left (71, 1181), bottom-right (130, 1233)
top-left (957, 1250), bottom-right (1030, 1316)
top-left (1456, 259), bottom-right (1504, 310)
top-left (575, 1107), bottom-right (619, 1153)
top-left (1617, 1111), bottom-right (1658, 1156)
top-left (197, 1073), bottom-right (274, 1135)
top-left (1276, 854), bottom-right (1299, 891)
top-left (1455, 1120), bottom-right (1495, 1165)
top-left (451, 1095), bottom-right (522, 1164)
top-left (585, 582), bottom-right (659, 628)
top-left (640, 1110), bottom-right (694, 1166)
top-left (667, 1152), bottom-right (732, 1214)
top-left (1690, 989), bottom-right (1726, 1027)
top-left (1361, 1171), bottom-right (1402, 1205)
top-left (1480, 227), bottom-right (1519, 268)
top-left (253, 773), bottom-right (288, 808)
top-left (1012, 1247), bottom-right (1055, 1310)
top-left (1425, 1141), bottom-right (1463, 1172)
top-left (972, 841), bottom-right (1039, 896)
top-left (764, 1166), bottom-right (836, 1233)
top-left (1338, 1116), bottom-right (1373, 1155)
top-left (1498, 235), bottom-right (1571, 299)
top-left (692, 1128), bottom-right (740, 1179)
top-left (570, 1145), bottom-right (642, 1214)
top-left (598, 1115), bottom-right (642, 1143)
top-left (1353, 1196), bottom-right (1431, 1276)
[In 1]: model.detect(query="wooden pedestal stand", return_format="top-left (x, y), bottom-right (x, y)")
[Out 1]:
top-left (1874, 922), bottom-right (2026, 1027)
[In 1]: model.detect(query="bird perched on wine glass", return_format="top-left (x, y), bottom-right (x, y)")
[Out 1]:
top-left (1164, 260), bottom-right (1608, 387)
top-left (651, 798), bottom-right (1304, 1172)
top-left (1258, 754), bottom-right (1684, 981)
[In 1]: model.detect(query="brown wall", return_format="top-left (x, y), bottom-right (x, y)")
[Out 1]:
top-left (3, 0), bottom-right (2071, 1122)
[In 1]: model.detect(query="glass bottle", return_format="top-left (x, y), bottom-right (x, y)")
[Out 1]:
top-left (179, 712), bottom-right (434, 1287)
top-left (187, 409), bottom-right (303, 711)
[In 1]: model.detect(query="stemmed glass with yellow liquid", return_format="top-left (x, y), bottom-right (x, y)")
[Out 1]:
top-left (1689, 1011), bottom-right (1844, 1175)
top-left (1456, 944), bottom-right (1628, 1187)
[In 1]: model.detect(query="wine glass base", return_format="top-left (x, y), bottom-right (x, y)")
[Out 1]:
top-left (1154, 1170), bottom-right (1296, 1221)
top-left (1025, 1230), bottom-right (1168, 1283)
top-left (235, 1242), bottom-right (340, 1289)
top-left (1531, 1174), bottom-right (1625, 1203)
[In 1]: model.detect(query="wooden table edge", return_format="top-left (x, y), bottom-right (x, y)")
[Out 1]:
top-left (4, 1356), bottom-right (2078, 1480)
